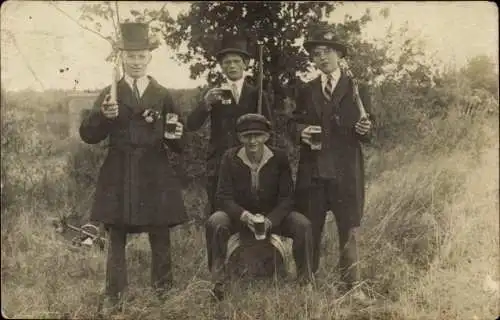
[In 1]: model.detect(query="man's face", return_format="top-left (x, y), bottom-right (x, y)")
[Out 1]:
top-left (311, 45), bottom-right (340, 74)
top-left (121, 49), bottom-right (152, 79)
top-left (239, 131), bottom-right (270, 154)
top-left (220, 53), bottom-right (248, 81)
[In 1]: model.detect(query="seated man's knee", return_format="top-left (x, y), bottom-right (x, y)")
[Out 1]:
top-left (206, 210), bottom-right (231, 228)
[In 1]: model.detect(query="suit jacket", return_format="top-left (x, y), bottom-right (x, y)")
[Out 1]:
top-left (186, 79), bottom-right (273, 177)
top-left (289, 72), bottom-right (374, 227)
top-left (79, 76), bottom-right (188, 231)
top-left (215, 146), bottom-right (294, 228)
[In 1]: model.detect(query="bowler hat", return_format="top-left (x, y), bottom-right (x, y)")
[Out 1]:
top-left (303, 26), bottom-right (347, 57)
top-left (216, 35), bottom-right (252, 61)
top-left (236, 113), bottom-right (272, 135)
top-left (117, 22), bottom-right (159, 51)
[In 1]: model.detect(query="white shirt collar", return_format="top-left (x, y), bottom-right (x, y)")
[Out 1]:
top-left (124, 73), bottom-right (150, 97)
top-left (237, 144), bottom-right (274, 171)
top-left (320, 68), bottom-right (341, 86)
top-left (224, 77), bottom-right (245, 94)
top-left (237, 144), bottom-right (274, 191)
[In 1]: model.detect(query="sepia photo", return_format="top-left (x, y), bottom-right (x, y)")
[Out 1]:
top-left (1, 1), bottom-right (498, 319)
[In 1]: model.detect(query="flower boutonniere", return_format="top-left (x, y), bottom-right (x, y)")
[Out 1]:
top-left (141, 109), bottom-right (161, 123)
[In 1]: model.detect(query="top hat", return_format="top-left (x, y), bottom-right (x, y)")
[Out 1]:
top-left (117, 22), bottom-right (159, 51)
top-left (303, 25), bottom-right (347, 57)
top-left (216, 35), bottom-right (252, 61)
top-left (236, 113), bottom-right (272, 135)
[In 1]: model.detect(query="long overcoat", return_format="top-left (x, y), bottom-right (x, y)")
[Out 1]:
top-left (289, 73), bottom-right (373, 227)
top-left (79, 77), bottom-right (188, 232)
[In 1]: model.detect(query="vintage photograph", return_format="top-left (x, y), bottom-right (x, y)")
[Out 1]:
top-left (1, 1), bottom-right (498, 319)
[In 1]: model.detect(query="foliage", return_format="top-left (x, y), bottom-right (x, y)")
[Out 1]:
top-left (162, 3), bottom-right (376, 110)
top-left (460, 54), bottom-right (499, 98)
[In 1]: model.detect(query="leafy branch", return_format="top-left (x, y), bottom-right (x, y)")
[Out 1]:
top-left (48, 1), bottom-right (113, 46)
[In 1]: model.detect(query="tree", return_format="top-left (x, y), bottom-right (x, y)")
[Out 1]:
top-left (161, 2), bottom-right (373, 111)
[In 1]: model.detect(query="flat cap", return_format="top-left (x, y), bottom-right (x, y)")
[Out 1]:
top-left (236, 113), bottom-right (272, 135)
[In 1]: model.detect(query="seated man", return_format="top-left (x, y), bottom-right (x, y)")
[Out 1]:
top-left (206, 113), bottom-right (314, 300)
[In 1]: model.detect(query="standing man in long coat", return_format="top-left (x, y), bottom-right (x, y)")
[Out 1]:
top-left (289, 25), bottom-right (374, 301)
top-left (186, 35), bottom-right (273, 218)
top-left (79, 22), bottom-right (188, 309)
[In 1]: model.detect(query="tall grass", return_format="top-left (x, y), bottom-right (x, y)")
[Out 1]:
top-left (1, 88), bottom-right (498, 319)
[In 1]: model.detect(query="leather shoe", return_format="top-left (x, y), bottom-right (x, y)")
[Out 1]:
top-left (211, 282), bottom-right (225, 301)
top-left (98, 296), bottom-right (123, 317)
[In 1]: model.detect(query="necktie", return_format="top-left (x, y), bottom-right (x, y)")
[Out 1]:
top-left (324, 74), bottom-right (334, 100)
top-left (231, 83), bottom-right (239, 103)
top-left (133, 79), bottom-right (140, 102)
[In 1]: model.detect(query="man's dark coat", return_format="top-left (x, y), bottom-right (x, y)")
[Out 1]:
top-left (215, 146), bottom-right (294, 229)
top-left (80, 77), bottom-right (188, 232)
top-left (289, 72), bottom-right (373, 227)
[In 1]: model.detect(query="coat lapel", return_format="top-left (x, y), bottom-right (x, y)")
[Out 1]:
top-left (330, 72), bottom-right (350, 108)
top-left (119, 76), bottom-right (163, 115)
top-left (140, 77), bottom-right (164, 112)
top-left (237, 80), bottom-right (254, 110)
top-left (310, 72), bottom-right (350, 120)
top-left (117, 78), bottom-right (137, 113)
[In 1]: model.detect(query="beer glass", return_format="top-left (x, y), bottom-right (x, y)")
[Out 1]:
top-left (310, 126), bottom-right (322, 150)
top-left (253, 214), bottom-right (267, 240)
top-left (164, 113), bottom-right (179, 139)
top-left (219, 85), bottom-right (233, 105)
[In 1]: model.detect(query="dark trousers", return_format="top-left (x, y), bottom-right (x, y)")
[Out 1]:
top-left (105, 226), bottom-right (172, 299)
top-left (303, 179), bottom-right (361, 287)
top-left (205, 210), bottom-right (314, 283)
top-left (204, 175), bottom-right (218, 217)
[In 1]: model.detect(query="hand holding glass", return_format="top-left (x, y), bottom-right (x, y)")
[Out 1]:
top-left (253, 214), bottom-right (267, 240)
top-left (164, 113), bottom-right (180, 139)
top-left (218, 85), bottom-right (233, 105)
top-left (309, 126), bottom-right (322, 150)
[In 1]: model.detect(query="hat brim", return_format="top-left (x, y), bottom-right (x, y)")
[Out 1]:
top-left (117, 42), bottom-right (159, 51)
top-left (238, 130), bottom-right (270, 136)
top-left (216, 48), bottom-right (252, 61)
top-left (303, 40), bottom-right (347, 57)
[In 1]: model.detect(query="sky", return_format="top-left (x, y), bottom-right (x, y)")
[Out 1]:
top-left (1, 1), bottom-right (498, 91)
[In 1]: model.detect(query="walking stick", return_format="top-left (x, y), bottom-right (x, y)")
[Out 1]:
top-left (256, 42), bottom-right (278, 147)
top-left (338, 58), bottom-right (369, 120)
top-left (109, 51), bottom-right (121, 104)
top-left (257, 42), bottom-right (264, 115)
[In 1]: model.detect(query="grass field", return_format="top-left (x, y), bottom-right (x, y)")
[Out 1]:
top-left (1, 91), bottom-right (499, 319)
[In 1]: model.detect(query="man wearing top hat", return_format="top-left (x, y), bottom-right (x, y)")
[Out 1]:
top-left (186, 35), bottom-right (273, 218)
top-left (289, 25), bottom-right (374, 302)
top-left (79, 22), bottom-right (188, 309)
top-left (206, 113), bottom-right (314, 300)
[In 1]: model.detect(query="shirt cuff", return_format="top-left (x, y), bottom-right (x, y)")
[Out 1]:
top-left (240, 210), bottom-right (251, 222)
